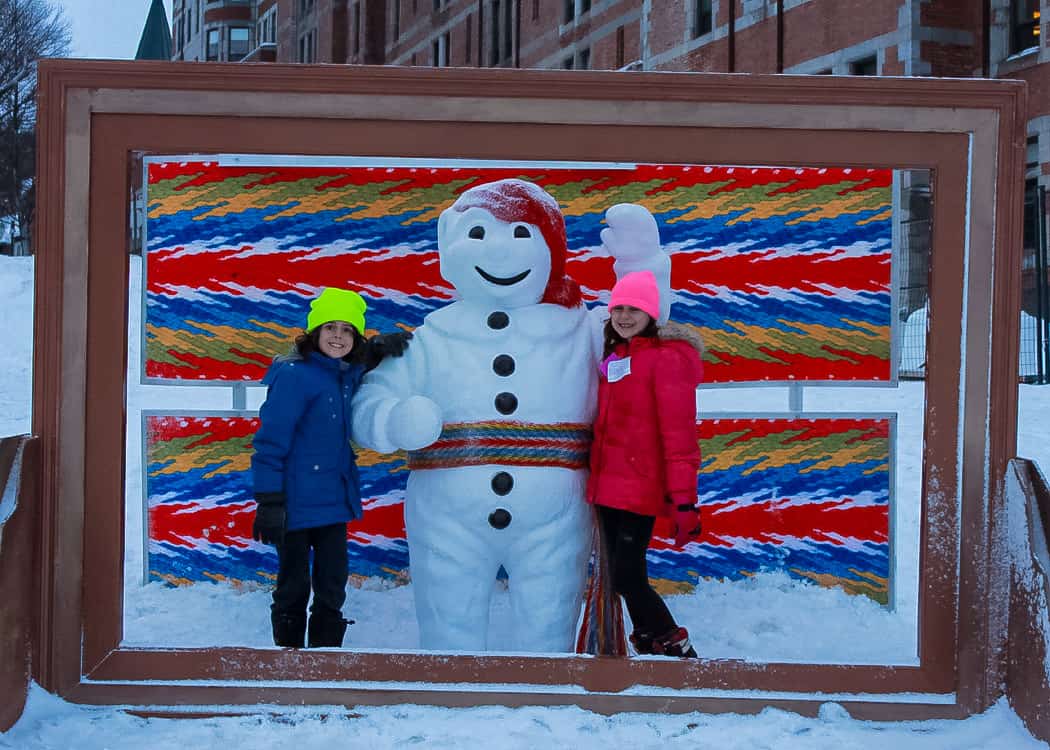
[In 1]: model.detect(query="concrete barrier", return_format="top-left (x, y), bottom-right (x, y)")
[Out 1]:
top-left (1004, 457), bottom-right (1050, 742)
top-left (0, 435), bottom-right (38, 733)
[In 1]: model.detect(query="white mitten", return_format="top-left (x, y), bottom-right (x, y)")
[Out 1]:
top-left (600, 203), bottom-right (661, 265)
top-left (601, 203), bottom-right (671, 324)
top-left (386, 395), bottom-right (443, 451)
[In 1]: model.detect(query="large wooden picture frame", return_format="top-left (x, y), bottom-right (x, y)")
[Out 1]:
top-left (32, 60), bottom-right (1025, 718)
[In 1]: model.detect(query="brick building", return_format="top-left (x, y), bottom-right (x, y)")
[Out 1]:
top-left (167, 0), bottom-right (1049, 229)
top-left (170, 0), bottom-right (261, 63)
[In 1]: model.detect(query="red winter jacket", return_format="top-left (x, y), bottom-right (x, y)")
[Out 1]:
top-left (586, 323), bottom-right (704, 518)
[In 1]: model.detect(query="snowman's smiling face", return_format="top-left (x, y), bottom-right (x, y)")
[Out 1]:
top-left (437, 206), bottom-right (552, 308)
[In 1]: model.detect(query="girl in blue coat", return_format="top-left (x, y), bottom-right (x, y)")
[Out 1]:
top-left (251, 287), bottom-right (409, 648)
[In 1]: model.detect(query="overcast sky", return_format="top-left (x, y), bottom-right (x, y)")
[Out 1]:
top-left (55, 0), bottom-right (173, 60)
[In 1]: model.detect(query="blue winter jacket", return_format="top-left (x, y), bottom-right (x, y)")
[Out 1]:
top-left (251, 351), bottom-right (365, 531)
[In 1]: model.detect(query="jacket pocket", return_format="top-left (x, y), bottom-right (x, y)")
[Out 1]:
top-left (624, 452), bottom-right (656, 481)
top-left (293, 453), bottom-right (343, 503)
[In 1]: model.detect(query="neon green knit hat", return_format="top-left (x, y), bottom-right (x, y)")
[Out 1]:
top-left (306, 287), bottom-right (367, 334)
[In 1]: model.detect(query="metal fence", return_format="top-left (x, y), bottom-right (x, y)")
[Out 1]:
top-left (897, 175), bottom-right (931, 380)
top-left (1021, 184), bottom-right (1050, 383)
top-left (897, 177), bottom-right (1050, 383)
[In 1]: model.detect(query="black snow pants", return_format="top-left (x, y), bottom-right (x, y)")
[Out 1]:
top-left (271, 522), bottom-right (349, 647)
top-left (596, 505), bottom-right (676, 638)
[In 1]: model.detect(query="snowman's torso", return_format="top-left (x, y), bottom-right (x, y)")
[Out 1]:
top-left (402, 299), bottom-right (602, 538)
top-left (416, 300), bottom-right (601, 423)
top-left (355, 299), bottom-right (602, 651)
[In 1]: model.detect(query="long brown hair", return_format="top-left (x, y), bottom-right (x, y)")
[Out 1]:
top-left (292, 325), bottom-right (368, 365)
top-left (602, 317), bottom-right (659, 358)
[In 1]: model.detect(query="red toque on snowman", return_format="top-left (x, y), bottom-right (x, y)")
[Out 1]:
top-left (449, 179), bottom-right (583, 308)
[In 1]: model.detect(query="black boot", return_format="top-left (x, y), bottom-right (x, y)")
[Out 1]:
top-left (271, 611), bottom-right (306, 648)
top-left (307, 614), bottom-right (352, 648)
top-left (629, 630), bottom-right (655, 655)
top-left (651, 626), bottom-right (698, 658)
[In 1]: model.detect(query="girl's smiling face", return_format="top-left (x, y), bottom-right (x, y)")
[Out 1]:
top-left (316, 321), bottom-right (357, 358)
top-left (610, 305), bottom-right (652, 340)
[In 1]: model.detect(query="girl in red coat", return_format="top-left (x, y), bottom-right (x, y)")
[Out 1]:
top-left (587, 270), bottom-right (705, 658)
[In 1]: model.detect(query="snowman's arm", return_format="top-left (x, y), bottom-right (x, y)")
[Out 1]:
top-left (600, 203), bottom-right (673, 325)
top-left (351, 329), bottom-right (428, 454)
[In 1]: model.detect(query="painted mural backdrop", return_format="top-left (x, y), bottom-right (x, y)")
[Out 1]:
top-left (146, 414), bottom-right (892, 604)
top-left (140, 158), bottom-right (896, 605)
top-left (143, 160), bottom-right (893, 384)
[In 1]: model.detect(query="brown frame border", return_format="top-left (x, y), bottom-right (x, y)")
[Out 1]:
top-left (33, 60), bottom-right (1025, 718)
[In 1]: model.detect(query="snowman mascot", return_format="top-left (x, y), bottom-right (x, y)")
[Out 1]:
top-left (351, 178), bottom-right (671, 652)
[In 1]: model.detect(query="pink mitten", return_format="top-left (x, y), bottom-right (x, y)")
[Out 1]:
top-left (672, 503), bottom-right (702, 548)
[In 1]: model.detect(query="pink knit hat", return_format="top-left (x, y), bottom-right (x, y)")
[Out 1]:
top-left (609, 270), bottom-right (660, 320)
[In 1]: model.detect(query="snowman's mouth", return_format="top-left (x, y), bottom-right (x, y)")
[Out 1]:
top-left (475, 266), bottom-right (531, 286)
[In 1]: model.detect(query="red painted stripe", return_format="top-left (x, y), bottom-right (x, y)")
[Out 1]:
top-left (148, 416), bottom-right (259, 443)
top-left (696, 418), bottom-right (887, 444)
top-left (650, 499), bottom-right (888, 550)
top-left (670, 250), bottom-right (890, 295)
top-left (703, 350), bottom-right (890, 382)
top-left (148, 248), bottom-right (450, 299)
top-left (150, 494), bottom-right (886, 552)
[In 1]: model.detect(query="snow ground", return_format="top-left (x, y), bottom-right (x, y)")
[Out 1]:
top-left (2, 254), bottom-right (1049, 747)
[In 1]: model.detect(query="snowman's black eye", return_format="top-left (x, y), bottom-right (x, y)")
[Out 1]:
top-left (513, 225), bottom-right (532, 238)
top-left (468, 225), bottom-right (485, 240)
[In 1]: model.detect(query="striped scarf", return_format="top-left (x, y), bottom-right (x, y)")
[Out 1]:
top-left (406, 421), bottom-right (592, 470)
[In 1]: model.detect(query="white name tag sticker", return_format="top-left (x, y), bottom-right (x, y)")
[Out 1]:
top-left (607, 356), bottom-right (632, 383)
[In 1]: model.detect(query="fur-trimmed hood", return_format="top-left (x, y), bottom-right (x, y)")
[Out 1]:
top-left (658, 320), bottom-right (705, 357)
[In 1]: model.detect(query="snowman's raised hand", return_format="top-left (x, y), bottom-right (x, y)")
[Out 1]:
top-left (386, 395), bottom-right (443, 451)
top-left (599, 203), bottom-right (661, 264)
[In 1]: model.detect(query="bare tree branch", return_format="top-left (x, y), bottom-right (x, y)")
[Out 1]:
top-left (0, 0), bottom-right (71, 245)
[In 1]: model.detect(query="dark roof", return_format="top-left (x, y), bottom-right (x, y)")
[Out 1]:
top-left (135, 0), bottom-right (172, 61)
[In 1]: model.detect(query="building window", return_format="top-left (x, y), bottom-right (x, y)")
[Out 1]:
top-left (300, 0), bottom-right (315, 14)
top-left (532, 0), bottom-right (539, 21)
top-left (849, 56), bottom-right (877, 75)
top-left (503, 0), bottom-right (513, 62)
top-left (489, 0), bottom-right (512, 66)
top-left (564, 0), bottom-right (574, 23)
top-left (1011, 0), bottom-right (1040, 54)
top-left (257, 7), bottom-right (276, 45)
top-left (228, 27), bottom-right (250, 60)
top-left (562, 54), bottom-right (574, 69)
top-left (352, 3), bottom-right (361, 54)
top-left (197, 0), bottom-right (202, 33)
top-left (432, 32), bottom-right (450, 66)
top-left (206, 28), bottom-right (219, 60)
top-left (577, 47), bottom-right (590, 69)
top-left (298, 30), bottom-right (316, 62)
top-left (616, 25), bottom-right (624, 69)
top-left (490, 0), bottom-right (501, 65)
top-left (466, 13), bottom-right (473, 63)
top-left (581, 0), bottom-right (591, 14)
top-left (693, 0), bottom-right (712, 38)
top-left (393, 0), bottom-right (401, 40)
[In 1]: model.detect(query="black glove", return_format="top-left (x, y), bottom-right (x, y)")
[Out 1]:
top-left (362, 330), bottom-right (413, 372)
top-left (252, 492), bottom-right (286, 546)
